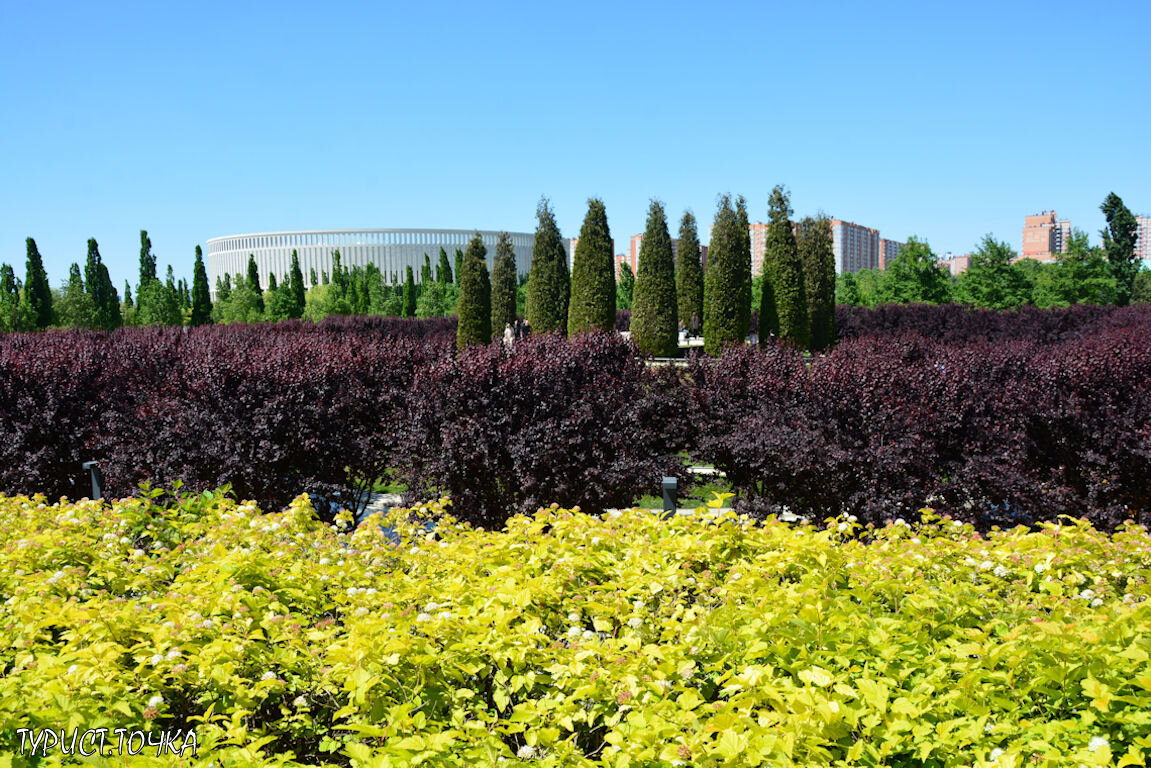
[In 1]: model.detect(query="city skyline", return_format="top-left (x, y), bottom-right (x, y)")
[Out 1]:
top-left (2, 1), bottom-right (1148, 291)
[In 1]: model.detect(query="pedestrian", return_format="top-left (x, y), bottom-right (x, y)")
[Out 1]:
top-left (689, 312), bottom-right (700, 338)
top-left (503, 322), bottom-right (514, 348)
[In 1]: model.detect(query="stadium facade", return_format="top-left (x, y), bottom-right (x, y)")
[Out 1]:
top-left (205, 228), bottom-right (533, 298)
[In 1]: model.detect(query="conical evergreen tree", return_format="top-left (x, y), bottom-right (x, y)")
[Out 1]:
top-left (761, 186), bottom-right (807, 348)
top-left (457, 233), bottom-right (492, 349)
top-left (526, 197), bottom-right (568, 334)
top-left (138, 230), bottom-right (157, 288)
top-left (402, 266), bottom-right (417, 318)
top-left (60, 263), bottom-right (96, 329)
top-left (797, 215), bottom-right (835, 352)
top-left (735, 196), bottom-right (752, 338)
top-left (85, 238), bottom-right (121, 330)
top-left (421, 253), bottom-right (433, 286)
top-left (289, 251), bottom-right (306, 319)
top-left (491, 232), bottom-right (518, 334)
top-left (631, 200), bottom-right (678, 355)
top-left (124, 281), bottom-right (133, 309)
top-left (676, 212), bottom-right (703, 330)
top-left (454, 250), bottom-right (464, 286)
top-left (437, 247), bottom-right (453, 285)
top-left (567, 198), bottom-right (616, 336)
top-left (191, 245), bottom-right (213, 326)
top-left (24, 238), bottom-right (54, 329)
top-left (703, 196), bottom-right (747, 354)
top-left (617, 262), bottom-right (635, 310)
top-left (247, 255), bottom-right (264, 314)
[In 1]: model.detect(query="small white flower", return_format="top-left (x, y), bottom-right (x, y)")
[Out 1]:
top-left (201, 619), bottom-right (214, 628)
top-left (347, 587), bottom-right (357, 596)
top-left (1088, 736), bottom-right (1108, 752)
top-left (847, 515), bottom-right (858, 523)
top-left (261, 671), bottom-right (276, 682)
top-left (365, 588), bottom-right (377, 595)
top-left (894, 518), bottom-right (906, 526)
top-left (730, 572), bottom-right (742, 581)
top-left (132, 549), bottom-right (145, 558)
top-left (416, 613), bottom-right (431, 622)
top-left (591, 537), bottom-right (601, 545)
top-left (147, 694), bottom-right (164, 709)
top-left (990, 747), bottom-right (1005, 760)
top-left (425, 601), bottom-right (440, 611)
top-left (166, 649), bottom-right (181, 660)
top-left (1079, 589), bottom-right (1096, 600)
top-left (980, 560), bottom-right (994, 570)
top-left (628, 617), bottom-right (643, 629)
top-left (438, 611), bottom-right (452, 619)
top-left (1091, 598), bottom-right (1104, 607)
top-left (354, 607), bottom-right (368, 616)
top-left (582, 630), bottom-right (595, 640)
top-left (410, 546), bottom-right (420, 555)
top-left (318, 557), bottom-right (330, 566)
top-left (293, 695), bottom-right (307, 708)
top-left (150, 654), bottom-right (164, 665)
top-left (837, 522), bottom-right (848, 532)
top-left (517, 745), bottom-right (536, 759)
top-left (993, 565), bottom-right (1009, 578)
top-left (102, 532), bottom-right (116, 541)
top-left (567, 626), bottom-right (581, 637)
top-left (337, 559), bottom-right (345, 567)
top-left (231, 584), bottom-right (242, 593)
top-left (119, 536), bottom-right (130, 543)
top-left (568, 611), bottom-right (581, 622)
top-left (67, 664), bottom-right (78, 674)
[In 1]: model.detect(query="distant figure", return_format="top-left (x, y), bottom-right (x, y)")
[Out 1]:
top-left (679, 321), bottom-right (689, 341)
top-left (523, 319), bottom-right (531, 337)
top-left (689, 312), bottom-right (700, 338)
top-left (515, 318), bottom-right (526, 340)
top-left (503, 323), bottom-right (514, 348)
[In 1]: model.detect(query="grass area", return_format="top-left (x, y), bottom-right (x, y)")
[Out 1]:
top-left (630, 478), bottom-right (732, 510)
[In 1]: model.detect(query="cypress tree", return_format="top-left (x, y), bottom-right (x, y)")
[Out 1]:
top-left (268, 273), bottom-right (278, 291)
top-left (735, 196), bottom-right (752, 337)
top-left (85, 238), bottom-right (121, 330)
top-left (421, 253), bottom-right (433, 286)
top-left (402, 266), bottom-right (417, 318)
top-left (567, 198), bottom-right (616, 336)
top-left (310, 267), bottom-right (318, 288)
top-left (617, 262), bottom-right (635, 310)
top-left (60, 263), bottom-right (96, 329)
top-left (247, 255), bottom-right (264, 314)
top-left (190, 245), bottom-right (213, 326)
top-left (676, 212), bottom-right (703, 331)
top-left (437, 247), bottom-right (453, 284)
top-left (1101, 192), bottom-right (1139, 306)
top-left (526, 197), bottom-right (568, 334)
top-left (454, 250), bottom-right (464, 286)
top-left (761, 186), bottom-right (807, 348)
top-left (703, 196), bottom-right (747, 354)
top-left (289, 251), bottom-right (306, 319)
top-left (491, 232), bottom-right (518, 334)
top-left (457, 233), bottom-right (492, 349)
top-left (24, 238), bottom-right (54, 329)
top-left (124, 281), bottom-right (133, 309)
top-left (139, 230), bottom-right (157, 287)
top-left (797, 214), bottom-right (836, 352)
top-left (631, 200), bottom-right (678, 355)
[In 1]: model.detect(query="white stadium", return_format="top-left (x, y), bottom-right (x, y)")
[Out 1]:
top-left (205, 228), bottom-right (534, 298)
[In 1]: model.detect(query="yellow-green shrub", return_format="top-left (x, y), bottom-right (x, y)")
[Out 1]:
top-left (1, 491), bottom-right (1149, 767)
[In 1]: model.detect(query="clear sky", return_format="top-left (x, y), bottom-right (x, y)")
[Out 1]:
top-left (2, 0), bottom-right (1148, 289)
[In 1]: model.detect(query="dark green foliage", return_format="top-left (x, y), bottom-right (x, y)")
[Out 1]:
top-left (456, 233), bottom-right (492, 349)
top-left (247, 255), bottom-right (265, 314)
top-left (735, 196), bottom-right (752, 335)
top-left (878, 237), bottom-right (951, 304)
top-left (310, 267), bottom-right (318, 288)
top-left (455, 250), bottom-right (463, 287)
top-left (421, 254), bottom-right (433, 286)
top-left (437, 247), bottom-right (453, 284)
top-left (797, 214), bottom-right (836, 351)
top-left (0, 263), bottom-right (33, 332)
top-left (760, 186), bottom-right (807, 347)
top-left (84, 239), bottom-right (121, 330)
top-left (955, 235), bottom-right (1031, 310)
top-left (1101, 192), bottom-right (1139, 306)
top-left (190, 245), bottom-right (213, 326)
top-left (758, 266), bottom-right (779, 340)
top-left (836, 272), bottom-right (861, 306)
top-left (123, 282), bottom-right (133, 309)
top-left (403, 266), bottom-right (417, 318)
top-left (288, 251), bottom-right (306, 319)
top-left (1032, 230), bottom-right (1115, 307)
top-left (138, 230), bottom-right (157, 288)
top-left (526, 197), bottom-right (569, 335)
top-left (704, 195), bottom-right (748, 354)
top-left (617, 262), bottom-right (635, 310)
top-left (568, 199), bottom-right (616, 336)
top-left (630, 200), bottom-right (678, 355)
top-left (676, 211), bottom-right (703, 329)
top-left (1134, 270), bottom-right (1151, 304)
top-left (57, 263), bottom-right (96, 328)
top-left (490, 232), bottom-right (518, 334)
top-left (24, 238), bottom-right (53, 329)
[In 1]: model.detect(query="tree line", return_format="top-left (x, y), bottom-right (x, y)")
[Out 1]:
top-left (837, 192), bottom-right (1149, 310)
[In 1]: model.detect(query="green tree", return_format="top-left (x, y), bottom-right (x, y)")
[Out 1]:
top-left (421, 253), bottom-right (433, 287)
top-left (247, 255), bottom-right (265, 314)
top-left (836, 272), bottom-right (861, 306)
top-left (402, 266), bottom-right (417, 318)
top-left (797, 214), bottom-right (836, 351)
top-left (454, 250), bottom-right (464, 287)
top-left (0, 264), bottom-right (33, 332)
top-left (84, 239), bottom-right (121, 330)
top-left (735, 196), bottom-right (752, 337)
top-left (568, 199), bottom-right (616, 336)
top-left (676, 211), bottom-right (703, 330)
top-left (704, 195), bottom-right (748, 354)
top-left (1032, 229), bottom-right (1114, 307)
top-left (617, 262), bottom-right (635, 310)
top-left (1133, 269), bottom-right (1151, 304)
top-left (1100, 192), bottom-right (1139, 306)
top-left (310, 267), bottom-right (318, 288)
top-left (631, 200), bottom-right (678, 355)
top-left (955, 235), bottom-right (1030, 310)
top-left (190, 245), bottom-right (213, 326)
top-left (490, 232), bottom-right (518, 334)
top-left (526, 197), bottom-right (569, 334)
top-left (760, 186), bottom-right (807, 348)
top-left (288, 251), bottom-right (306, 319)
top-left (457, 233), bottom-right (492, 349)
top-left (878, 237), bottom-right (950, 304)
top-left (437, 247), bottom-right (453, 285)
top-left (24, 238), bottom-right (54, 329)
top-left (57, 264), bottom-right (96, 329)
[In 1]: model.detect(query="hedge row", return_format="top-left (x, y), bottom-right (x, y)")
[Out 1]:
top-left (1, 309), bottom-right (1149, 529)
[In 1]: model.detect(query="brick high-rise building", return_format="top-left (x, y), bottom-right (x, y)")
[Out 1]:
top-left (625, 235), bottom-right (707, 278)
top-left (879, 238), bottom-right (906, 270)
top-left (830, 220), bottom-right (880, 273)
top-left (1021, 211), bottom-right (1059, 262)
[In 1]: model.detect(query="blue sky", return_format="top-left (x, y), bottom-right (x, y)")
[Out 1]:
top-left (2, 0), bottom-right (1148, 289)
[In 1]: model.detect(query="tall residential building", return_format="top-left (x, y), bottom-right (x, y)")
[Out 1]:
top-left (1136, 215), bottom-right (1151, 265)
top-left (939, 252), bottom-right (971, 276)
top-left (1021, 211), bottom-right (1060, 262)
top-left (1054, 218), bottom-right (1072, 254)
top-left (879, 238), bottom-right (906, 270)
top-left (830, 220), bottom-right (880, 273)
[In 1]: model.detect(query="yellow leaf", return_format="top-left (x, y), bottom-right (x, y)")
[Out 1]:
top-left (798, 666), bottom-right (833, 688)
top-left (1118, 746), bottom-right (1145, 768)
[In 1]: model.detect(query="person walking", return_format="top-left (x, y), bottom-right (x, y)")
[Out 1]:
top-left (689, 312), bottom-right (700, 339)
top-left (503, 322), bottom-right (515, 348)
